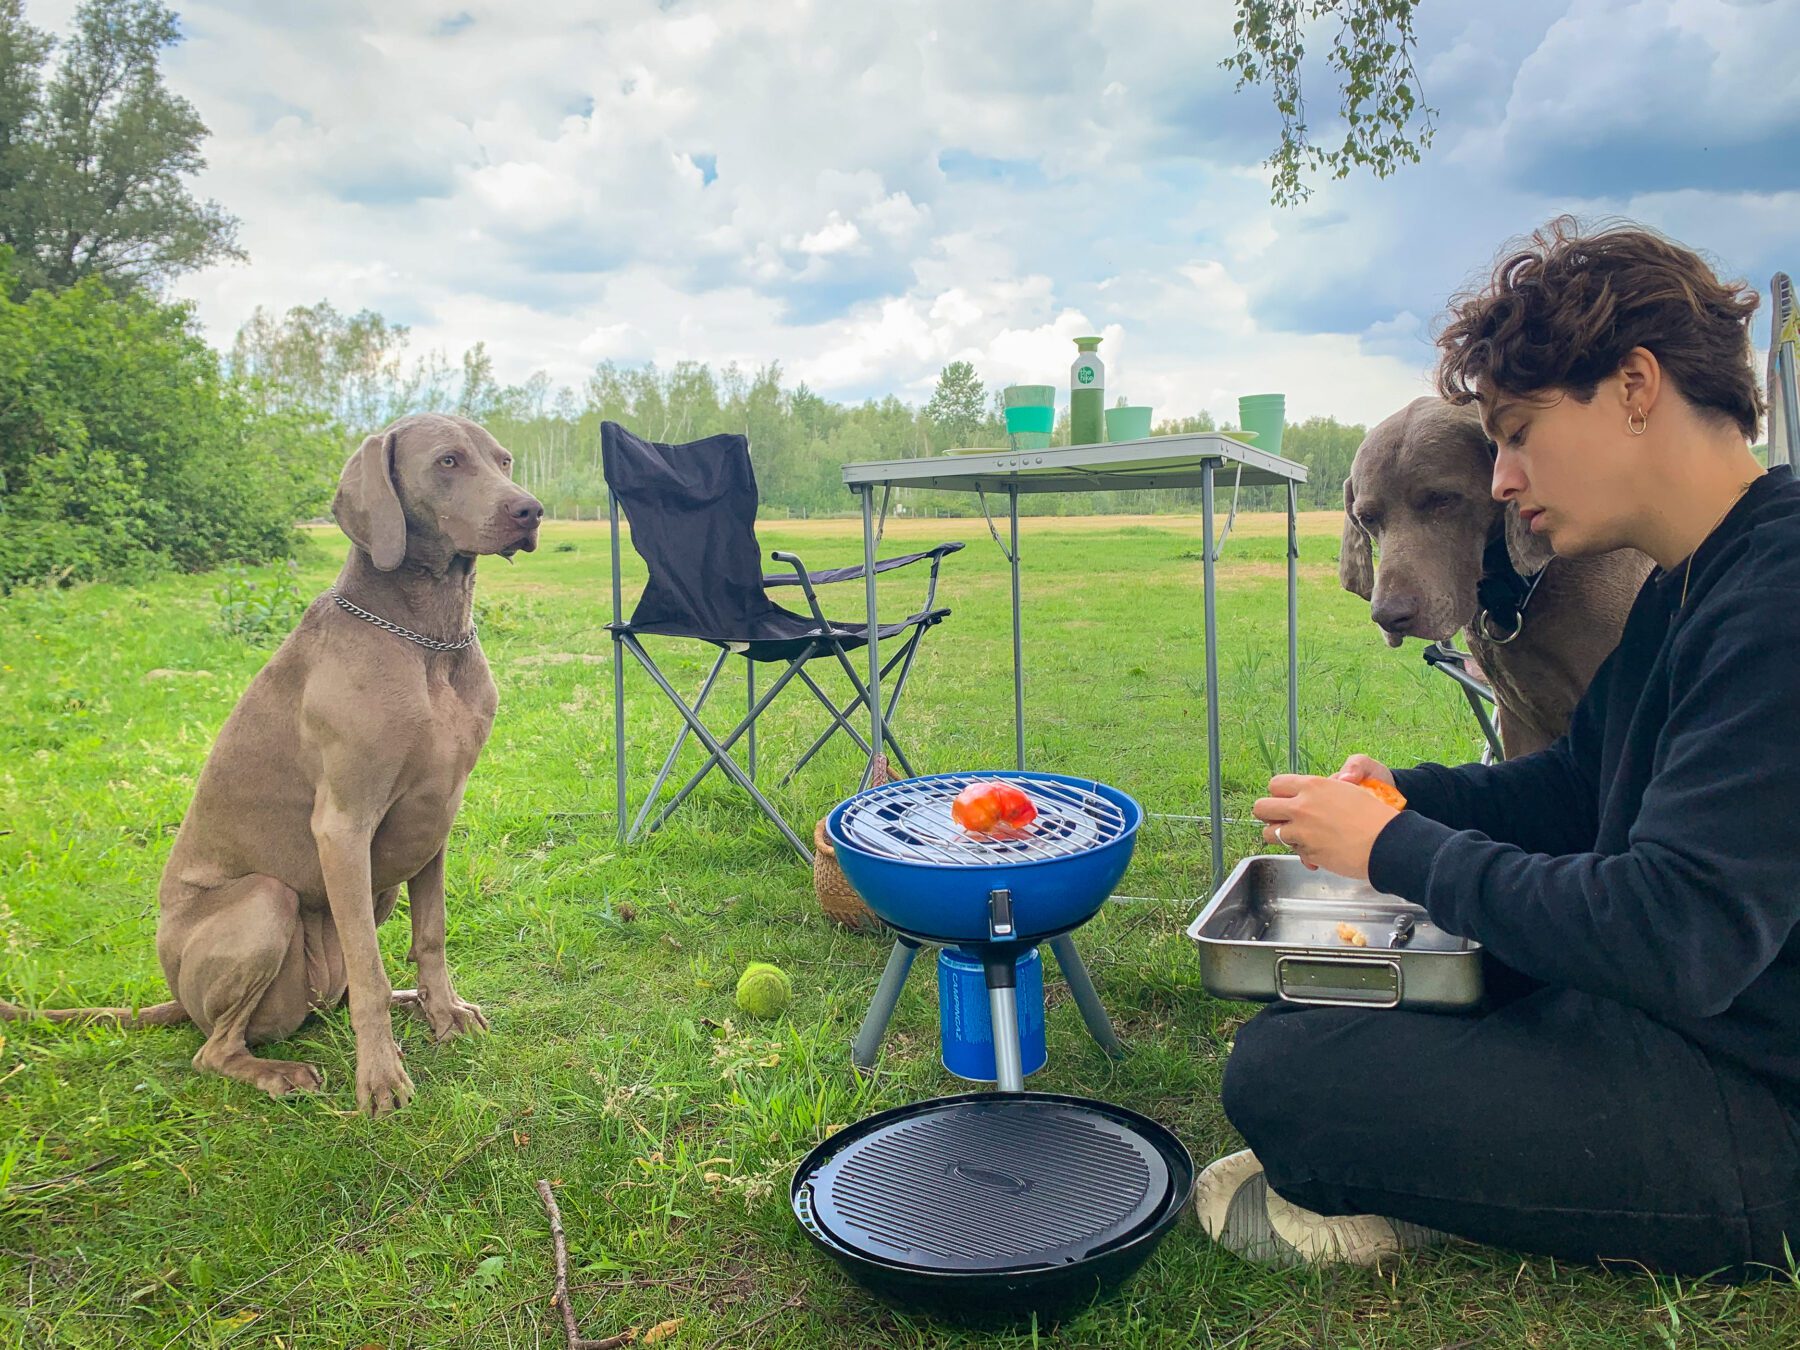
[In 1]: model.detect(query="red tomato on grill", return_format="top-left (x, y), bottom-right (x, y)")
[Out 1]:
top-left (951, 781), bottom-right (1039, 836)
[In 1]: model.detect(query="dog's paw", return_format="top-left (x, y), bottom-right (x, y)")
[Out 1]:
top-left (255, 1059), bottom-right (324, 1098)
top-left (428, 992), bottom-right (490, 1043)
top-left (356, 1043), bottom-right (416, 1117)
top-left (399, 985), bottom-right (490, 1042)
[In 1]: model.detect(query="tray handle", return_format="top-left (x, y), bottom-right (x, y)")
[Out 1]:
top-left (1274, 953), bottom-right (1403, 1008)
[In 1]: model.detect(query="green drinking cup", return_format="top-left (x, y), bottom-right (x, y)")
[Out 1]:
top-left (1104, 406), bottom-right (1153, 442)
top-left (1237, 393), bottom-right (1286, 455)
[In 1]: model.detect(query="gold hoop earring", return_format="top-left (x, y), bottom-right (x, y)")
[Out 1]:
top-left (1627, 409), bottom-right (1648, 436)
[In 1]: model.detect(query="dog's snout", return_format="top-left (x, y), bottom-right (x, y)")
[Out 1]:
top-left (493, 492), bottom-right (543, 556)
top-left (1370, 595), bottom-right (1417, 634)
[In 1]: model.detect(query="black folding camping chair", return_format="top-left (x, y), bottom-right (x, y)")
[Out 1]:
top-left (1423, 640), bottom-right (1503, 764)
top-left (603, 421), bottom-right (964, 862)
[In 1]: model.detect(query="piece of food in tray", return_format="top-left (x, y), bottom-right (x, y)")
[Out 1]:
top-left (1335, 921), bottom-right (1370, 948)
top-left (1355, 778), bottom-right (1407, 811)
top-left (950, 780), bottom-right (1038, 837)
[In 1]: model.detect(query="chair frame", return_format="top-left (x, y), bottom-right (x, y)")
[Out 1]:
top-left (606, 476), bottom-right (958, 864)
top-left (1423, 640), bottom-right (1503, 764)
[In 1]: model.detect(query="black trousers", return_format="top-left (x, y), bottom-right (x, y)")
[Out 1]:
top-left (1220, 979), bottom-right (1800, 1279)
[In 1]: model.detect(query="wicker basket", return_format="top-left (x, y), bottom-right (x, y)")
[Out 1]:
top-left (813, 756), bottom-right (891, 933)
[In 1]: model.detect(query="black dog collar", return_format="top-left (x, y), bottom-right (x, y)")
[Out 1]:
top-left (1475, 529), bottom-right (1545, 642)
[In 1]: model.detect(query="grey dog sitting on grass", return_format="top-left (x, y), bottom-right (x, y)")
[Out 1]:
top-left (2, 414), bottom-right (542, 1117)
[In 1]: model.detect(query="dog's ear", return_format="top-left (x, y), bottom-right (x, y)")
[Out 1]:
top-left (1441, 407), bottom-right (1554, 576)
top-left (334, 429), bottom-right (406, 571)
top-left (1339, 475), bottom-right (1374, 599)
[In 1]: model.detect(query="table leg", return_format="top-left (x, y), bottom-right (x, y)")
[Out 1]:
top-left (861, 485), bottom-right (882, 789)
top-left (1009, 484), bottom-right (1024, 772)
top-left (1288, 479), bottom-right (1300, 774)
top-left (1203, 462), bottom-right (1225, 889)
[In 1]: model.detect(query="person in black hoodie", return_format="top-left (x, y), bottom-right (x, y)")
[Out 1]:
top-left (1195, 218), bottom-right (1800, 1279)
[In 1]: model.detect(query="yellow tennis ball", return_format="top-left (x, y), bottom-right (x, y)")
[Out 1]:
top-left (735, 962), bottom-right (792, 1019)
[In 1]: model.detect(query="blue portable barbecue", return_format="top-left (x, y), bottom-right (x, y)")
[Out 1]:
top-left (829, 770), bottom-right (1139, 1087)
top-left (791, 772), bottom-right (1192, 1319)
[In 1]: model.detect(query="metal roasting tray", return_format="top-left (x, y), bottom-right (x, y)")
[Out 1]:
top-left (1187, 855), bottom-right (1483, 1011)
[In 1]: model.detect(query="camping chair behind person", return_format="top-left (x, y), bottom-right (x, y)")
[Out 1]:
top-left (1423, 641), bottom-right (1503, 764)
top-left (603, 421), bottom-right (963, 862)
top-left (1768, 272), bottom-right (1796, 468)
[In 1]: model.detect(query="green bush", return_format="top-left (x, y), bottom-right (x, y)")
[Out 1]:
top-left (0, 248), bottom-right (343, 591)
top-left (212, 559), bottom-right (307, 644)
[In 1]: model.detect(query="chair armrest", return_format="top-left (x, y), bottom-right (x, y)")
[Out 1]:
top-left (768, 550), bottom-right (831, 626)
top-left (1422, 642), bottom-right (1495, 704)
top-left (762, 541), bottom-right (964, 589)
top-left (768, 541), bottom-right (964, 623)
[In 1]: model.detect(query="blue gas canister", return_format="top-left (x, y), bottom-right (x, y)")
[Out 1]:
top-left (937, 946), bottom-right (1047, 1082)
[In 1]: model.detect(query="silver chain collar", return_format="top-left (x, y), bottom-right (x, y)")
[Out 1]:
top-left (329, 587), bottom-right (478, 652)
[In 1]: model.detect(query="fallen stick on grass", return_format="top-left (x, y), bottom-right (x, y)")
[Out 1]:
top-left (535, 1179), bottom-right (637, 1350)
top-left (3, 1154), bottom-right (118, 1195)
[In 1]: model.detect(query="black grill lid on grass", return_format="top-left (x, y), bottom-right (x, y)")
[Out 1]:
top-left (792, 1092), bottom-right (1194, 1320)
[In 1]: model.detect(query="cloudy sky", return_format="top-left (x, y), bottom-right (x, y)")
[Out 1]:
top-left (29, 0), bottom-right (1800, 426)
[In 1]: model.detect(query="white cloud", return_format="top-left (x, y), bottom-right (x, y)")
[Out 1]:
top-left (796, 214), bottom-right (864, 256)
top-left (1507, 0), bottom-right (1800, 141)
top-left (12, 0), bottom-right (1789, 433)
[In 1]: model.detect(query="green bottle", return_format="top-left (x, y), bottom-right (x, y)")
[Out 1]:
top-left (1070, 336), bottom-right (1105, 446)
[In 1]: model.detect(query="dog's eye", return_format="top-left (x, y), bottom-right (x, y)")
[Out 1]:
top-left (439, 455), bottom-right (458, 468)
top-left (1419, 492), bottom-right (1458, 513)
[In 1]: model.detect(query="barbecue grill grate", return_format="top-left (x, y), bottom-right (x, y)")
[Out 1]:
top-left (836, 773), bottom-right (1128, 866)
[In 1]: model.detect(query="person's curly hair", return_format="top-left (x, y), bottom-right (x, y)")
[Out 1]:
top-left (1435, 216), bottom-right (1764, 440)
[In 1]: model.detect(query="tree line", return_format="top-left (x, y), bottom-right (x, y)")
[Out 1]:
top-left (0, 0), bottom-right (1390, 591)
top-left (2, 240), bottom-right (1375, 590)
top-left (226, 307), bottom-right (1374, 524)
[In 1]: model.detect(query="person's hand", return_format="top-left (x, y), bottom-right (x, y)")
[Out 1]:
top-left (1331, 754), bottom-right (1394, 788)
top-left (1252, 773), bottom-right (1403, 880)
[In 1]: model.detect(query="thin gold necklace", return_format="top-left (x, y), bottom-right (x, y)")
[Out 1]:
top-left (1679, 480), bottom-right (1758, 608)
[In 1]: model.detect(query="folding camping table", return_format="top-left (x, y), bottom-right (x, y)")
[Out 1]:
top-left (841, 433), bottom-right (1309, 887)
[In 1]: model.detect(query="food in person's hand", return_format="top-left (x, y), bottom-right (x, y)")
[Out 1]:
top-left (950, 781), bottom-right (1039, 836)
top-left (1356, 778), bottom-right (1407, 811)
top-left (1335, 921), bottom-right (1370, 948)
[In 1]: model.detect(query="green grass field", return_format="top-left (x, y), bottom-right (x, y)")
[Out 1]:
top-left (3, 515), bottom-right (1795, 1348)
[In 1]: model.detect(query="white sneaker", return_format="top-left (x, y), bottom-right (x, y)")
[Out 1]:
top-left (1193, 1149), bottom-right (1447, 1268)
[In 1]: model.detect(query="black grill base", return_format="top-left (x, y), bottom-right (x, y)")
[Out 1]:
top-left (793, 1092), bottom-right (1194, 1320)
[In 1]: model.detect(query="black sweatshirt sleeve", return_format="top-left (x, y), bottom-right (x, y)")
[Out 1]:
top-left (1369, 591), bottom-right (1800, 1019)
top-left (1388, 688), bottom-right (1602, 857)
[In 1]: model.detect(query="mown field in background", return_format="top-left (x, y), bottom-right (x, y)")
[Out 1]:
top-left (4, 515), bottom-right (1795, 1349)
